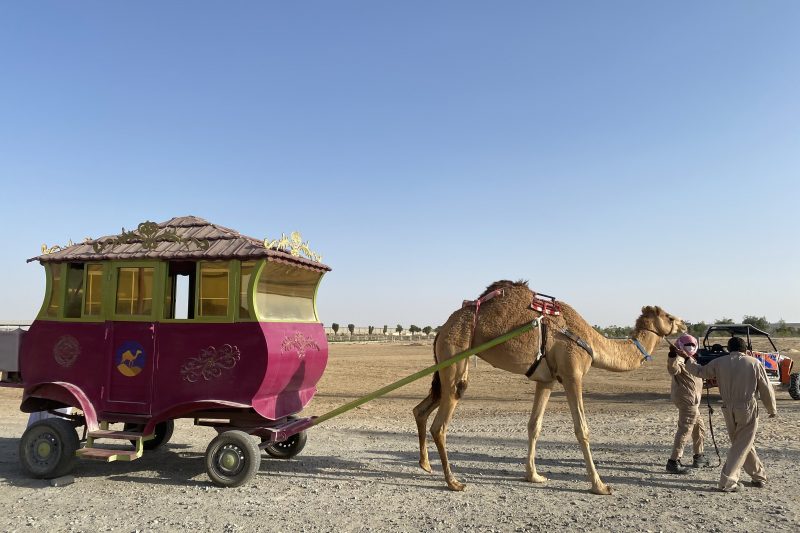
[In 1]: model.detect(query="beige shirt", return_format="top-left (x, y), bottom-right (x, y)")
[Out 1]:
top-left (667, 355), bottom-right (703, 406)
top-left (685, 351), bottom-right (777, 414)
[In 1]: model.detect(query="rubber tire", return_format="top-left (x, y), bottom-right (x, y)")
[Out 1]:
top-left (124, 420), bottom-right (175, 450)
top-left (19, 418), bottom-right (79, 479)
top-left (205, 430), bottom-right (260, 488)
top-left (789, 372), bottom-right (800, 401)
top-left (262, 430), bottom-right (308, 459)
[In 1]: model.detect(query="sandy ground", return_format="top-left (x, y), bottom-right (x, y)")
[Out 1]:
top-left (1, 339), bottom-right (799, 532)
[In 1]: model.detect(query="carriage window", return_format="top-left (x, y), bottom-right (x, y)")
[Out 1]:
top-left (164, 262), bottom-right (195, 319)
top-left (45, 264), bottom-right (62, 318)
top-left (84, 264), bottom-right (104, 316)
top-left (64, 263), bottom-right (85, 318)
top-left (256, 262), bottom-right (321, 321)
top-left (198, 261), bottom-right (229, 317)
top-left (239, 261), bottom-right (255, 319)
top-left (115, 267), bottom-right (154, 316)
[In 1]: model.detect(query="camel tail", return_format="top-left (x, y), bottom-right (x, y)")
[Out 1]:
top-left (430, 330), bottom-right (442, 402)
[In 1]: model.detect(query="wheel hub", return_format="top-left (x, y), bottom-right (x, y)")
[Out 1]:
top-left (31, 434), bottom-right (59, 465)
top-left (216, 444), bottom-right (244, 475)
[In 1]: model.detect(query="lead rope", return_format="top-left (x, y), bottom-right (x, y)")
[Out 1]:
top-left (704, 381), bottom-right (723, 468)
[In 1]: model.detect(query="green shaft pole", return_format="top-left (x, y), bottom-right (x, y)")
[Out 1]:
top-left (311, 321), bottom-right (536, 426)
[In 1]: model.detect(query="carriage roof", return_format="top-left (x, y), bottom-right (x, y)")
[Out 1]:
top-left (29, 216), bottom-right (330, 273)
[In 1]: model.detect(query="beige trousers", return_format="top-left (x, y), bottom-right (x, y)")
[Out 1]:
top-left (670, 403), bottom-right (705, 461)
top-left (719, 404), bottom-right (766, 490)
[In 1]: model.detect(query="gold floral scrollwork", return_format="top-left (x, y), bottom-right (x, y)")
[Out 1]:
top-left (92, 221), bottom-right (210, 253)
top-left (264, 231), bottom-right (322, 263)
top-left (180, 344), bottom-right (241, 383)
top-left (280, 332), bottom-right (320, 359)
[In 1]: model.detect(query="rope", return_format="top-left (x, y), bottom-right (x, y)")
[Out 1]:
top-left (704, 381), bottom-right (723, 468)
top-left (310, 320), bottom-right (537, 427)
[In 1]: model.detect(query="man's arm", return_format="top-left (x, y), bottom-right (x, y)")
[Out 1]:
top-left (755, 364), bottom-right (777, 416)
top-left (667, 345), bottom-right (683, 376)
top-left (684, 357), bottom-right (715, 379)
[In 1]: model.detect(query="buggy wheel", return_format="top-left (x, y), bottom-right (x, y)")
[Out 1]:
top-left (789, 372), bottom-right (800, 401)
top-left (262, 430), bottom-right (307, 459)
top-left (19, 418), bottom-right (79, 479)
top-left (205, 430), bottom-right (260, 488)
top-left (124, 420), bottom-right (175, 450)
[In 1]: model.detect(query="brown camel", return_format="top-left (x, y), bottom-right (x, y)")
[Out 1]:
top-left (413, 280), bottom-right (686, 495)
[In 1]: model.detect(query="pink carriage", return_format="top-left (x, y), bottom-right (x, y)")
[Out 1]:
top-left (0, 216), bottom-right (330, 487)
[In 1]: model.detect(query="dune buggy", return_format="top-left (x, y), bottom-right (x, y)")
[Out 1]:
top-left (695, 324), bottom-right (799, 400)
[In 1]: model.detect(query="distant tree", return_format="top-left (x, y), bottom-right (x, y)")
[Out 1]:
top-left (687, 322), bottom-right (708, 337)
top-left (435, 326), bottom-right (442, 332)
top-left (368, 326), bottom-right (374, 335)
top-left (348, 323), bottom-right (355, 336)
top-left (714, 317), bottom-right (734, 325)
top-left (774, 319), bottom-right (799, 337)
top-left (396, 324), bottom-right (404, 335)
top-left (422, 326), bottom-right (432, 335)
top-left (742, 315), bottom-right (770, 332)
top-left (409, 325), bottom-right (421, 334)
top-left (383, 325), bottom-right (388, 335)
top-left (331, 323), bottom-right (340, 335)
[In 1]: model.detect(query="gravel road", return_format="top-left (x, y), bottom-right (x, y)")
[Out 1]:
top-left (1, 341), bottom-right (798, 532)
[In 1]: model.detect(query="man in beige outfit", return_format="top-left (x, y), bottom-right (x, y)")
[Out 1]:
top-left (665, 334), bottom-right (708, 474)
top-left (685, 336), bottom-right (777, 492)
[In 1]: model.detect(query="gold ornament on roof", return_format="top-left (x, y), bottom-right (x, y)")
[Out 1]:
top-left (264, 231), bottom-right (322, 262)
top-left (41, 239), bottom-right (76, 255)
top-left (92, 221), bottom-right (210, 253)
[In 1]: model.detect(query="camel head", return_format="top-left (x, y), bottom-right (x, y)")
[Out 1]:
top-left (637, 306), bottom-right (687, 337)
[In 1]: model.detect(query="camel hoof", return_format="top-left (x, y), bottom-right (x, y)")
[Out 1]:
top-left (446, 479), bottom-right (466, 492)
top-left (590, 484), bottom-right (613, 496)
top-left (526, 473), bottom-right (548, 484)
top-left (419, 461), bottom-right (432, 473)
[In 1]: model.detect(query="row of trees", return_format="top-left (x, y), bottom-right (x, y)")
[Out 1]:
top-left (595, 316), bottom-right (800, 339)
top-left (328, 323), bottom-right (437, 336)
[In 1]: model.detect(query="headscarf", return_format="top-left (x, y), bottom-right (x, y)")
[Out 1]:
top-left (675, 334), bottom-right (698, 357)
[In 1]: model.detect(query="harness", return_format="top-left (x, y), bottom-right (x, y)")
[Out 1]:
top-left (462, 288), bottom-right (598, 379)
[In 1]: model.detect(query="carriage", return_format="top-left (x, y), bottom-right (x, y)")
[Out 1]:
top-left (0, 216), bottom-right (330, 487)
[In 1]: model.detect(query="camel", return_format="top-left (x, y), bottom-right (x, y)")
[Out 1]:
top-left (413, 280), bottom-right (686, 495)
top-left (120, 349), bottom-right (142, 367)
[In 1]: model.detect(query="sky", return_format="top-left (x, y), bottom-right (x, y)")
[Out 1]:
top-left (1, 1), bottom-right (798, 328)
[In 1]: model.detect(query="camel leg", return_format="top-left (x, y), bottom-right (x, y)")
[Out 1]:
top-left (525, 380), bottom-right (554, 483)
top-left (563, 376), bottom-right (612, 495)
top-left (430, 362), bottom-right (468, 491)
top-left (412, 390), bottom-right (439, 473)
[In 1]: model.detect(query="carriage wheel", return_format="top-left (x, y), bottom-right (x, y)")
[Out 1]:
top-left (205, 430), bottom-right (260, 488)
top-left (19, 418), bottom-right (79, 479)
top-left (124, 420), bottom-right (175, 450)
top-left (262, 430), bottom-right (308, 459)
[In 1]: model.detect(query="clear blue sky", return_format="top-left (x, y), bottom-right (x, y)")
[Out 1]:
top-left (1, 2), bottom-right (798, 328)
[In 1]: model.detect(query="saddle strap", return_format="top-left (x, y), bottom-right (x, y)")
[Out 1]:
top-left (559, 327), bottom-right (594, 359)
top-left (525, 317), bottom-right (548, 377)
top-left (463, 289), bottom-right (504, 348)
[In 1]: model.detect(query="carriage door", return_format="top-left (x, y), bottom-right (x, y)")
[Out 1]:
top-left (103, 265), bottom-right (156, 414)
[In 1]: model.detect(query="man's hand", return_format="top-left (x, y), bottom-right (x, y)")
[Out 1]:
top-left (668, 345), bottom-right (677, 358)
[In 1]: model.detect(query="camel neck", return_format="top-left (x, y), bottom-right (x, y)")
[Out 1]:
top-left (589, 329), bottom-right (663, 372)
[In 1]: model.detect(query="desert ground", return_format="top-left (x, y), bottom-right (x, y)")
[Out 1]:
top-left (1, 339), bottom-right (799, 532)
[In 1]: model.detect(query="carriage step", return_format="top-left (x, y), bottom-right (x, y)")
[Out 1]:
top-left (88, 429), bottom-right (146, 440)
top-left (76, 447), bottom-right (142, 462)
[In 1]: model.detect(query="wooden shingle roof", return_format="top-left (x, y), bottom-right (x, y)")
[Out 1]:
top-left (29, 216), bottom-right (331, 272)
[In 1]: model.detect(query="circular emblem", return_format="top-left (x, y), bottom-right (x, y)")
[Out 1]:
top-left (53, 336), bottom-right (80, 368)
top-left (115, 341), bottom-right (146, 377)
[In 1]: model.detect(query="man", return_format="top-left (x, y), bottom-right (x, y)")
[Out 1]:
top-left (684, 336), bottom-right (777, 492)
top-left (665, 334), bottom-right (708, 474)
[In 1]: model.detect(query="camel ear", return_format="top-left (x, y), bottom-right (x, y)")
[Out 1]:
top-left (655, 306), bottom-right (664, 314)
